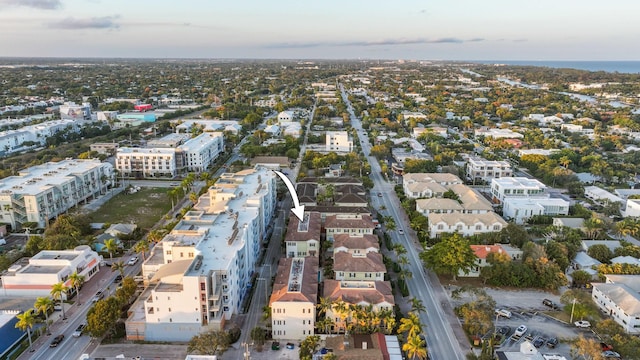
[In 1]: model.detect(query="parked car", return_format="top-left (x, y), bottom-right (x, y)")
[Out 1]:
top-left (114, 274), bottom-right (123, 283)
top-left (601, 343), bottom-right (614, 351)
top-left (398, 229), bottom-right (405, 235)
top-left (497, 326), bottom-right (511, 336)
top-left (602, 350), bottom-right (621, 359)
top-left (542, 298), bottom-right (559, 309)
top-left (495, 309), bottom-right (512, 319)
top-left (575, 320), bottom-right (591, 328)
top-left (286, 343), bottom-right (295, 350)
top-left (271, 341), bottom-right (280, 350)
top-left (546, 337), bottom-right (558, 348)
top-left (49, 334), bottom-right (64, 347)
top-left (127, 256), bottom-right (139, 266)
top-left (514, 325), bottom-right (527, 338)
top-left (72, 324), bottom-right (85, 337)
top-left (533, 336), bottom-right (545, 348)
top-left (92, 291), bottom-right (104, 303)
top-left (377, 192), bottom-right (382, 197)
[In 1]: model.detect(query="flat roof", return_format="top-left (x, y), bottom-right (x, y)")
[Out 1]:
top-left (179, 132), bottom-right (223, 153)
top-left (20, 265), bottom-right (65, 274)
top-left (0, 159), bottom-right (108, 195)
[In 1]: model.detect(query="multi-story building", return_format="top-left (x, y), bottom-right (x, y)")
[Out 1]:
top-left (490, 177), bottom-right (547, 204)
top-left (285, 212), bottom-right (321, 258)
top-left (402, 173), bottom-right (464, 199)
top-left (466, 157), bottom-right (512, 184)
top-left (125, 168), bottom-right (276, 341)
top-left (502, 197), bottom-right (570, 224)
top-left (416, 184), bottom-right (493, 216)
top-left (180, 132), bottom-right (224, 172)
top-left (333, 251), bottom-right (385, 281)
top-left (326, 131), bottom-right (353, 153)
top-left (116, 148), bottom-right (178, 178)
top-left (323, 280), bottom-right (394, 333)
top-left (90, 143), bottom-right (119, 155)
top-left (269, 257), bottom-right (319, 340)
top-left (0, 159), bottom-right (113, 229)
top-left (427, 212), bottom-right (508, 238)
top-left (172, 119), bottom-right (242, 135)
top-left (0, 245), bottom-right (101, 298)
top-left (59, 102), bottom-right (91, 120)
top-left (324, 214), bottom-right (375, 241)
top-left (333, 234), bottom-right (379, 255)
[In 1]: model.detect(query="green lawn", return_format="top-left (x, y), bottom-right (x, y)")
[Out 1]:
top-left (89, 188), bottom-right (172, 230)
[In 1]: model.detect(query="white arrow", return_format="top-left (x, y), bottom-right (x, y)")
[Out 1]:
top-left (273, 170), bottom-right (305, 222)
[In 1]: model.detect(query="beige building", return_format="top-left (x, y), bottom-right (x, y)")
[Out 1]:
top-left (402, 173), bottom-right (464, 199)
top-left (285, 212), bottom-right (321, 258)
top-left (269, 257), bottom-right (319, 340)
top-left (323, 280), bottom-right (394, 333)
top-left (333, 252), bottom-right (385, 281)
top-left (333, 234), bottom-right (379, 255)
top-left (428, 212), bottom-right (508, 238)
top-left (326, 131), bottom-right (353, 153)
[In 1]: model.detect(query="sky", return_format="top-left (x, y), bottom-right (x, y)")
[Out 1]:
top-left (0, 0), bottom-right (638, 60)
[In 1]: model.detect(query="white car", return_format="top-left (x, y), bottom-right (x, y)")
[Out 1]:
top-left (72, 324), bottom-right (85, 337)
top-left (398, 229), bottom-right (405, 235)
top-left (127, 256), bottom-right (139, 266)
top-left (514, 325), bottom-right (527, 337)
top-left (495, 309), bottom-right (512, 319)
top-left (574, 320), bottom-right (591, 328)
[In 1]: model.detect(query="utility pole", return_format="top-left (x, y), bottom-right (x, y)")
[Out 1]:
top-left (570, 298), bottom-right (576, 323)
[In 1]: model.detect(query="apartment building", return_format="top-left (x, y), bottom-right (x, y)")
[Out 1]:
top-left (0, 119), bottom-right (78, 156)
top-left (116, 132), bottom-right (224, 177)
top-left (333, 234), bottom-right (379, 255)
top-left (285, 212), bottom-right (321, 258)
top-left (0, 245), bottom-right (101, 299)
top-left (502, 197), bottom-right (570, 224)
top-left (466, 157), bottom-right (512, 184)
top-left (172, 119), bottom-right (242, 135)
top-left (269, 257), bottom-right (319, 340)
top-left (402, 173), bottom-right (463, 199)
top-left (326, 131), bottom-right (353, 153)
top-left (490, 177), bottom-right (547, 204)
top-left (333, 252), bottom-right (385, 281)
top-left (324, 214), bottom-right (375, 241)
top-left (0, 159), bottom-right (113, 229)
top-left (323, 280), bottom-right (394, 333)
top-left (125, 168), bottom-right (276, 341)
top-left (592, 275), bottom-right (640, 334)
top-left (416, 184), bottom-right (493, 216)
top-left (428, 212), bottom-right (508, 238)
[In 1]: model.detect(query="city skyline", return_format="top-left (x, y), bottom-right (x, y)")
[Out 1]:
top-left (0, 0), bottom-right (639, 60)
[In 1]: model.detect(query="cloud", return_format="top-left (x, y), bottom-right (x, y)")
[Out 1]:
top-left (267, 37), bottom-right (484, 49)
top-left (0, 0), bottom-right (62, 10)
top-left (48, 15), bottom-right (120, 29)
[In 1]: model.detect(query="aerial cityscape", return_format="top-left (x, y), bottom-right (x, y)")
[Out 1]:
top-left (0, 2), bottom-right (640, 360)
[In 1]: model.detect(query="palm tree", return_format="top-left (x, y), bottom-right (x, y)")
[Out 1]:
top-left (317, 296), bottom-right (332, 318)
top-left (410, 298), bottom-right (426, 315)
top-left (380, 308), bottom-right (396, 334)
top-left (392, 243), bottom-right (407, 258)
top-left (403, 333), bottom-right (428, 360)
top-left (69, 272), bottom-right (85, 305)
top-left (50, 282), bottom-right (68, 320)
top-left (111, 261), bottom-right (126, 277)
top-left (398, 312), bottom-right (422, 339)
top-left (34, 297), bottom-right (54, 335)
top-left (398, 255), bottom-right (410, 268)
top-left (133, 240), bottom-right (149, 262)
top-left (147, 229), bottom-right (167, 244)
top-left (15, 310), bottom-right (36, 352)
top-left (103, 238), bottom-right (118, 262)
top-left (333, 301), bottom-right (349, 334)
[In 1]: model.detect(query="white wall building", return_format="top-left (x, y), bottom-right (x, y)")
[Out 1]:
top-left (490, 177), bottom-right (547, 204)
top-left (277, 111), bottom-right (294, 123)
top-left (474, 128), bottom-right (524, 139)
top-left (0, 159), bottom-right (113, 229)
top-left (503, 197), bottom-right (570, 224)
top-left (269, 257), bottom-right (318, 340)
top-left (0, 245), bottom-right (101, 299)
top-left (59, 102), bottom-right (91, 120)
top-left (125, 168), bottom-right (277, 341)
top-left (172, 119), bottom-right (242, 135)
top-left (428, 212), bottom-right (508, 238)
top-left (116, 148), bottom-right (178, 178)
top-left (624, 199), bottom-right (640, 218)
top-left (466, 157), bottom-right (512, 183)
top-left (592, 275), bottom-right (640, 334)
top-left (326, 131), bottom-right (353, 153)
top-left (179, 132), bottom-right (224, 172)
top-left (584, 186), bottom-right (625, 206)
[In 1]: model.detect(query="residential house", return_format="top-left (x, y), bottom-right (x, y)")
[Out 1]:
top-left (323, 280), bottom-right (394, 333)
top-left (333, 234), bottom-right (380, 255)
top-left (490, 177), bottom-right (546, 204)
top-left (402, 173), bottom-right (463, 199)
top-left (502, 197), bottom-right (570, 224)
top-left (466, 157), bottom-right (512, 184)
top-left (461, 244), bottom-right (523, 277)
top-left (333, 251), bottom-right (385, 282)
top-left (428, 212), bottom-right (507, 238)
top-left (325, 214), bottom-right (375, 241)
top-left (285, 212), bottom-right (321, 258)
top-left (269, 257), bottom-right (319, 340)
top-left (584, 186), bottom-right (625, 206)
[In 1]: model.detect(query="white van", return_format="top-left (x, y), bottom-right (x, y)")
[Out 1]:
top-left (495, 309), bottom-right (512, 318)
top-left (0, 238), bottom-right (6, 246)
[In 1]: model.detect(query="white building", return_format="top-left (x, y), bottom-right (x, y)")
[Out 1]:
top-left (474, 128), bottom-right (524, 139)
top-left (0, 119), bottom-right (78, 156)
top-left (116, 148), bottom-right (178, 178)
top-left (466, 157), bottom-right (512, 183)
top-left (179, 132), bottom-right (224, 172)
top-left (269, 257), bottom-right (319, 340)
top-left (584, 186), bottom-right (625, 206)
top-left (0, 245), bottom-right (101, 299)
top-left (503, 197), bottom-right (570, 224)
top-left (490, 177), bottom-right (547, 204)
top-left (125, 168), bottom-right (277, 341)
top-left (326, 131), bottom-right (353, 153)
top-left (0, 159), bottom-right (113, 229)
top-left (277, 111), bottom-right (295, 123)
top-left (59, 102), bottom-right (91, 120)
top-left (624, 199), bottom-right (640, 217)
top-left (592, 275), bottom-right (640, 334)
top-left (173, 119), bottom-right (242, 135)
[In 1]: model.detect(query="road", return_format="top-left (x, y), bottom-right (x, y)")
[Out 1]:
top-left (340, 85), bottom-right (469, 360)
top-left (20, 255), bottom-right (143, 360)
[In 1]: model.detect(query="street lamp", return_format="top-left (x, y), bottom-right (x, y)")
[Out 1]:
top-left (570, 298), bottom-right (577, 323)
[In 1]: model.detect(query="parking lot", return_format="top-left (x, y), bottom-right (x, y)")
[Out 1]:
top-left (448, 287), bottom-right (597, 358)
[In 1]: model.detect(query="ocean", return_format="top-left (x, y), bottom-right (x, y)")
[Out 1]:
top-left (471, 61), bottom-right (640, 74)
